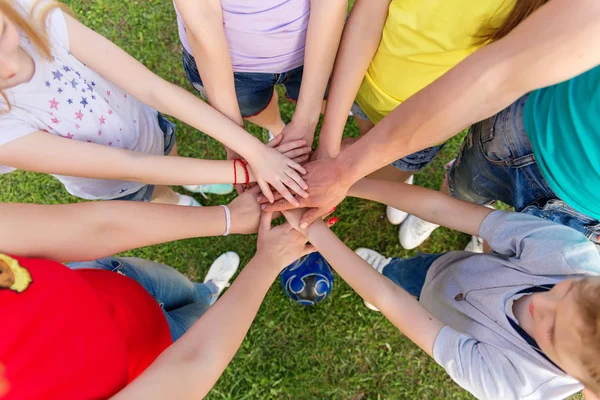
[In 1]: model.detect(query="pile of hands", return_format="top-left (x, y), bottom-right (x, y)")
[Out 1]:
top-left (234, 127), bottom-right (350, 232)
top-left (226, 127), bottom-right (348, 270)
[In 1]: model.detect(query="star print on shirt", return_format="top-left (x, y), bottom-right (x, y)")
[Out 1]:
top-left (75, 110), bottom-right (84, 120)
top-left (106, 90), bottom-right (111, 96)
top-left (80, 97), bottom-right (88, 108)
top-left (57, 88), bottom-right (63, 94)
top-left (45, 81), bottom-right (51, 87)
top-left (63, 66), bottom-right (71, 72)
top-left (108, 109), bottom-right (113, 115)
top-left (51, 117), bottom-right (60, 125)
top-left (67, 99), bottom-right (73, 105)
top-left (97, 130), bottom-right (102, 136)
top-left (49, 98), bottom-right (59, 110)
top-left (70, 79), bottom-right (78, 89)
top-left (52, 70), bottom-right (63, 81)
top-left (61, 132), bottom-right (74, 139)
top-left (99, 116), bottom-right (106, 125)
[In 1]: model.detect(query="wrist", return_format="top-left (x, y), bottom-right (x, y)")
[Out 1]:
top-left (291, 106), bottom-right (320, 132)
top-left (332, 152), bottom-right (357, 189)
top-left (251, 252), bottom-right (284, 273)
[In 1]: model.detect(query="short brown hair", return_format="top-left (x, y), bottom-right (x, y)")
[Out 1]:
top-left (572, 277), bottom-right (600, 395)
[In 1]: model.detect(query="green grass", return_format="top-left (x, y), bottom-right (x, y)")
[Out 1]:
top-left (5, 1), bottom-right (581, 399)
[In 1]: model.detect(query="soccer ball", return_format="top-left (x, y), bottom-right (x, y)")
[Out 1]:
top-left (280, 252), bottom-right (334, 306)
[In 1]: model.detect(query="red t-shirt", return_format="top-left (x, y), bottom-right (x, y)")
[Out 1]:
top-left (0, 255), bottom-right (172, 400)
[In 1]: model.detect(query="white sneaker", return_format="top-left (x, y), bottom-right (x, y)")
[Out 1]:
top-left (355, 248), bottom-right (393, 312)
top-left (176, 193), bottom-right (202, 207)
top-left (464, 236), bottom-right (484, 253)
top-left (399, 215), bottom-right (439, 250)
top-left (203, 251), bottom-right (240, 294)
top-left (386, 175), bottom-right (414, 225)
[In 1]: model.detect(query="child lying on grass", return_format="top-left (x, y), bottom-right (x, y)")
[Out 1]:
top-left (282, 179), bottom-right (600, 400)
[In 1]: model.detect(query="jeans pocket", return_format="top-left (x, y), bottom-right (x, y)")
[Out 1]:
top-left (523, 200), bottom-right (600, 243)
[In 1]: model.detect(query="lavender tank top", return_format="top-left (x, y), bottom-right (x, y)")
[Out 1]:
top-left (175, 0), bottom-right (310, 73)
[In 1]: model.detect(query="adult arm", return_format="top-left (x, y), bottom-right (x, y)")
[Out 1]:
top-left (0, 187), bottom-right (262, 262)
top-left (174, 0), bottom-right (243, 129)
top-left (315, 0), bottom-right (390, 157)
top-left (111, 213), bottom-right (314, 400)
top-left (336, 0), bottom-right (600, 183)
top-left (348, 178), bottom-right (492, 237)
top-left (266, 0), bottom-right (600, 224)
top-left (280, 0), bottom-right (347, 147)
top-left (63, 12), bottom-right (307, 204)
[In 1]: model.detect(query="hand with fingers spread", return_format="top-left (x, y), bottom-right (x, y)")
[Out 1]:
top-left (244, 135), bottom-right (310, 206)
top-left (256, 212), bottom-right (316, 271)
top-left (260, 158), bottom-right (350, 229)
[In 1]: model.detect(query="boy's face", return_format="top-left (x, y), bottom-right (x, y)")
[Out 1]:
top-left (530, 279), bottom-right (589, 381)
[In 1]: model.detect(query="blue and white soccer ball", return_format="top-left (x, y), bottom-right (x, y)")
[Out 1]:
top-left (280, 252), bottom-right (334, 306)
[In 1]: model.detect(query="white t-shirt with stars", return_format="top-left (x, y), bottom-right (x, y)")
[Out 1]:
top-left (0, 1), bottom-right (165, 200)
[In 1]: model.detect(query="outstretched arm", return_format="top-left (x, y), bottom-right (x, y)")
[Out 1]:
top-left (281, 0), bottom-right (347, 147)
top-left (174, 0), bottom-right (244, 133)
top-left (348, 178), bottom-right (493, 237)
top-left (0, 187), bottom-right (262, 262)
top-left (316, 0), bottom-right (390, 158)
top-left (0, 132), bottom-right (309, 187)
top-left (283, 212), bottom-right (444, 357)
top-left (62, 12), bottom-right (308, 205)
top-left (336, 0), bottom-right (600, 184)
top-left (112, 213), bottom-right (314, 400)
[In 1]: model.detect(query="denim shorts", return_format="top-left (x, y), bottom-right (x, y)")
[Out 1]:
top-left (113, 113), bottom-right (176, 202)
top-left (350, 101), bottom-right (445, 172)
top-left (382, 253), bottom-right (443, 299)
top-left (448, 94), bottom-right (600, 245)
top-left (182, 48), bottom-right (304, 118)
top-left (67, 257), bottom-right (218, 341)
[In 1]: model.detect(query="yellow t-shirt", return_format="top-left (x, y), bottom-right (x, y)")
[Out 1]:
top-left (355, 0), bottom-right (514, 124)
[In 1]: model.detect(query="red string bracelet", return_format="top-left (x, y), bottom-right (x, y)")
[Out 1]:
top-left (241, 160), bottom-right (249, 187)
top-left (233, 159), bottom-right (239, 186)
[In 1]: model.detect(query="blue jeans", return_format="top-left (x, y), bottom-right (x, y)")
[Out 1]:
top-left (448, 95), bottom-right (600, 245)
top-left (67, 257), bottom-right (219, 342)
top-left (182, 48), bottom-right (304, 118)
top-left (350, 101), bottom-right (445, 172)
top-left (113, 113), bottom-right (177, 202)
top-left (382, 254), bottom-right (443, 299)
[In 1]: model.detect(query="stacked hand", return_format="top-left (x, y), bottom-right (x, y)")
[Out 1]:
top-left (259, 157), bottom-right (350, 229)
top-left (256, 211), bottom-right (315, 271)
top-left (241, 134), bottom-right (312, 207)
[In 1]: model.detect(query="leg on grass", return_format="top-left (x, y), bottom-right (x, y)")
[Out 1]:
top-left (245, 91), bottom-right (286, 136)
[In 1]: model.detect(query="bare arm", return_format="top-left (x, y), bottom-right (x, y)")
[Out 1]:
top-left (282, 0), bottom-right (347, 146)
top-left (63, 12), bottom-right (308, 204)
top-left (348, 179), bottom-right (493, 237)
top-left (0, 131), bottom-right (255, 186)
top-left (304, 219), bottom-right (444, 357)
top-left (336, 0), bottom-right (600, 184)
top-left (317, 0), bottom-right (390, 157)
top-left (175, 0), bottom-right (243, 128)
top-left (0, 187), bottom-right (261, 262)
top-left (112, 213), bottom-right (314, 400)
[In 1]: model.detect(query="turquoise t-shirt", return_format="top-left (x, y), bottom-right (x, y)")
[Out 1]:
top-left (524, 65), bottom-right (600, 220)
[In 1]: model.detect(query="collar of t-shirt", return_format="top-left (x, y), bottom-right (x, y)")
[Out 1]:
top-left (506, 285), bottom-right (563, 372)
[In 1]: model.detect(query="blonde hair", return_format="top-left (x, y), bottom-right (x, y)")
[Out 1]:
top-left (0, 0), bottom-right (71, 112)
top-left (572, 277), bottom-right (600, 395)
